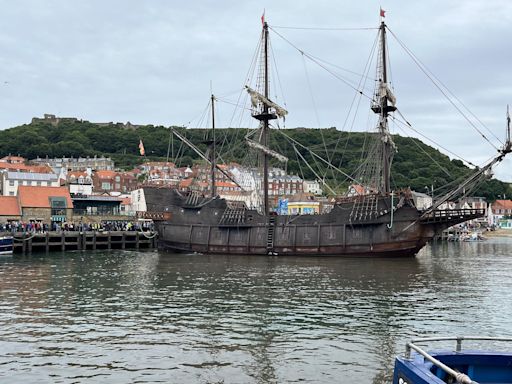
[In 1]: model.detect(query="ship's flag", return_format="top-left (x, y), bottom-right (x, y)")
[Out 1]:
top-left (380, 8), bottom-right (386, 17)
top-left (261, 10), bottom-right (265, 26)
top-left (138, 139), bottom-right (145, 156)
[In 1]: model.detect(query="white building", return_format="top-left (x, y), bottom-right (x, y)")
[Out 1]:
top-left (131, 188), bottom-right (148, 213)
top-left (411, 191), bottom-right (433, 210)
top-left (69, 182), bottom-right (93, 196)
top-left (0, 171), bottom-right (59, 196)
top-left (487, 200), bottom-right (512, 227)
top-left (303, 180), bottom-right (322, 195)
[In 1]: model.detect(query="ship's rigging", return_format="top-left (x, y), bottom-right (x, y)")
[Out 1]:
top-left (142, 13), bottom-right (511, 258)
top-left (164, 16), bottom-right (511, 211)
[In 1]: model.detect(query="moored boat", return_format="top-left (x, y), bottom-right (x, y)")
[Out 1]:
top-left (0, 235), bottom-right (13, 255)
top-left (393, 336), bottom-right (512, 384)
top-left (143, 14), bottom-right (512, 257)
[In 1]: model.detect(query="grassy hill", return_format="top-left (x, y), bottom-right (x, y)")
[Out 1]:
top-left (0, 119), bottom-right (509, 200)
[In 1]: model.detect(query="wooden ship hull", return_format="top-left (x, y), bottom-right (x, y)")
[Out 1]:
top-left (140, 18), bottom-right (510, 258)
top-left (143, 188), bottom-right (484, 257)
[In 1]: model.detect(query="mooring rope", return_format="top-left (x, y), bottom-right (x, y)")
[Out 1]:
top-left (138, 231), bottom-right (158, 239)
top-left (12, 233), bottom-right (38, 242)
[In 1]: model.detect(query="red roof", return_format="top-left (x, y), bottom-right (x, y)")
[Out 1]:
top-left (215, 181), bottom-right (238, 188)
top-left (18, 186), bottom-right (73, 208)
top-left (0, 163), bottom-right (31, 172)
top-left (494, 200), bottom-right (512, 210)
top-left (0, 155), bottom-right (25, 163)
top-left (145, 161), bottom-right (175, 167)
top-left (121, 172), bottom-right (136, 179)
top-left (349, 184), bottom-right (366, 195)
top-left (68, 171), bottom-right (88, 178)
top-left (95, 170), bottom-right (116, 179)
top-left (179, 178), bottom-right (193, 188)
top-left (27, 165), bottom-right (54, 173)
top-left (0, 196), bottom-right (21, 216)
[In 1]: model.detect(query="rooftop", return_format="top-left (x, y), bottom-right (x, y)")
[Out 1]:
top-left (493, 199), bottom-right (512, 210)
top-left (0, 196), bottom-right (21, 216)
top-left (18, 186), bottom-right (73, 208)
top-left (6, 171), bottom-right (58, 181)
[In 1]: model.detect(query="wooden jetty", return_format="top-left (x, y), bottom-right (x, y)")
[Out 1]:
top-left (11, 231), bottom-right (157, 254)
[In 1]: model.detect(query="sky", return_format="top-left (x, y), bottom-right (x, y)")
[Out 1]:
top-left (1, 0), bottom-right (511, 182)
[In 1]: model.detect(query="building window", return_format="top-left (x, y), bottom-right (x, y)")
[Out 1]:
top-left (9, 180), bottom-right (14, 186)
top-left (9, 191), bottom-right (14, 196)
top-left (101, 182), bottom-right (111, 190)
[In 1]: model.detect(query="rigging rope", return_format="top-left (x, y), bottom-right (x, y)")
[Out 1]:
top-left (393, 123), bottom-right (452, 178)
top-left (269, 26), bottom-right (376, 102)
top-left (393, 109), bottom-right (476, 167)
top-left (271, 25), bottom-right (379, 31)
top-left (278, 130), bottom-right (360, 185)
top-left (292, 144), bottom-right (337, 195)
top-left (305, 52), bottom-right (377, 84)
top-left (300, 52), bottom-right (332, 177)
top-left (387, 26), bottom-right (501, 151)
top-left (335, 30), bottom-right (380, 173)
top-left (269, 38), bottom-right (288, 125)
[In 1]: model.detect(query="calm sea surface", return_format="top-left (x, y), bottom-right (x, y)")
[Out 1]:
top-left (1, 238), bottom-right (512, 383)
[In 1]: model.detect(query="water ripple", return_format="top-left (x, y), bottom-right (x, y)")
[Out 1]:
top-left (1, 239), bottom-right (512, 383)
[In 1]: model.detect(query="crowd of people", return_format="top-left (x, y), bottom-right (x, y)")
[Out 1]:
top-left (0, 220), bottom-right (154, 234)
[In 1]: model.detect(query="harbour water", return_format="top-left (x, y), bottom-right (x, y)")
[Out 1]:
top-left (0, 238), bottom-right (511, 383)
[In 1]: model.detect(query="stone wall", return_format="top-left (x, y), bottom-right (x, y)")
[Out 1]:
top-left (21, 208), bottom-right (73, 223)
top-left (70, 214), bottom-right (136, 224)
top-left (0, 215), bottom-right (22, 223)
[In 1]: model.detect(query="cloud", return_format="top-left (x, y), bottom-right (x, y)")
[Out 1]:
top-left (0, 0), bottom-right (511, 181)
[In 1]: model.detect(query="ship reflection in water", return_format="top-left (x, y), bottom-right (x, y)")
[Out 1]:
top-left (0, 238), bottom-right (511, 383)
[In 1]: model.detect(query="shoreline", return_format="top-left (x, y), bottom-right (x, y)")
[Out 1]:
top-left (484, 229), bottom-right (512, 238)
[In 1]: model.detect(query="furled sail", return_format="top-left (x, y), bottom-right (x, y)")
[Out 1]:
top-left (246, 139), bottom-right (288, 163)
top-left (245, 86), bottom-right (288, 118)
top-left (380, 82), bottom-right (396, 106)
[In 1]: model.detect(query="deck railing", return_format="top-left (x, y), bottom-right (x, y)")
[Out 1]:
top-left (405, 336), bottom-right (512, 384)
top-left (421, 208), bottom-right (485, 223)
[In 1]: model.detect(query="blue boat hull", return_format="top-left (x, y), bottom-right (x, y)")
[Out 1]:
top-left (394, 351), bottom-right (512, 384)
top-left (0, 236), bottom-right (13, 255)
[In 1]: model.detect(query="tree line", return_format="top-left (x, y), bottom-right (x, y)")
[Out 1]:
top-left (0, 120), bottom-right (509, 200)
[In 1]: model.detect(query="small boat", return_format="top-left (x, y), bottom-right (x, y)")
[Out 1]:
top-left (393, 336), bottom-right (512, 384)
top-left (0, 234), bottom-right (13, 255)
top-left (462, 232), bottom-right (487, 242)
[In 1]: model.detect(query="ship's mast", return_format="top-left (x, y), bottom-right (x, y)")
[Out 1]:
top-left (210, 94), bottom-right (216, 198)
top-left (262, 21), bottom-right (270, 215)
top-left (371, 21), bottom-right (396, 194)
top-left (380, 22), bottom-right (391, 194)
top-left (507, 105), bottom-right (511, 145)
top-left (247, 19), bottom-right (285, 214)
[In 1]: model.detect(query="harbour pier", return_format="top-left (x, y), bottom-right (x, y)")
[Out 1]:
top-left (11, 231), bottom-right (157, 254)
